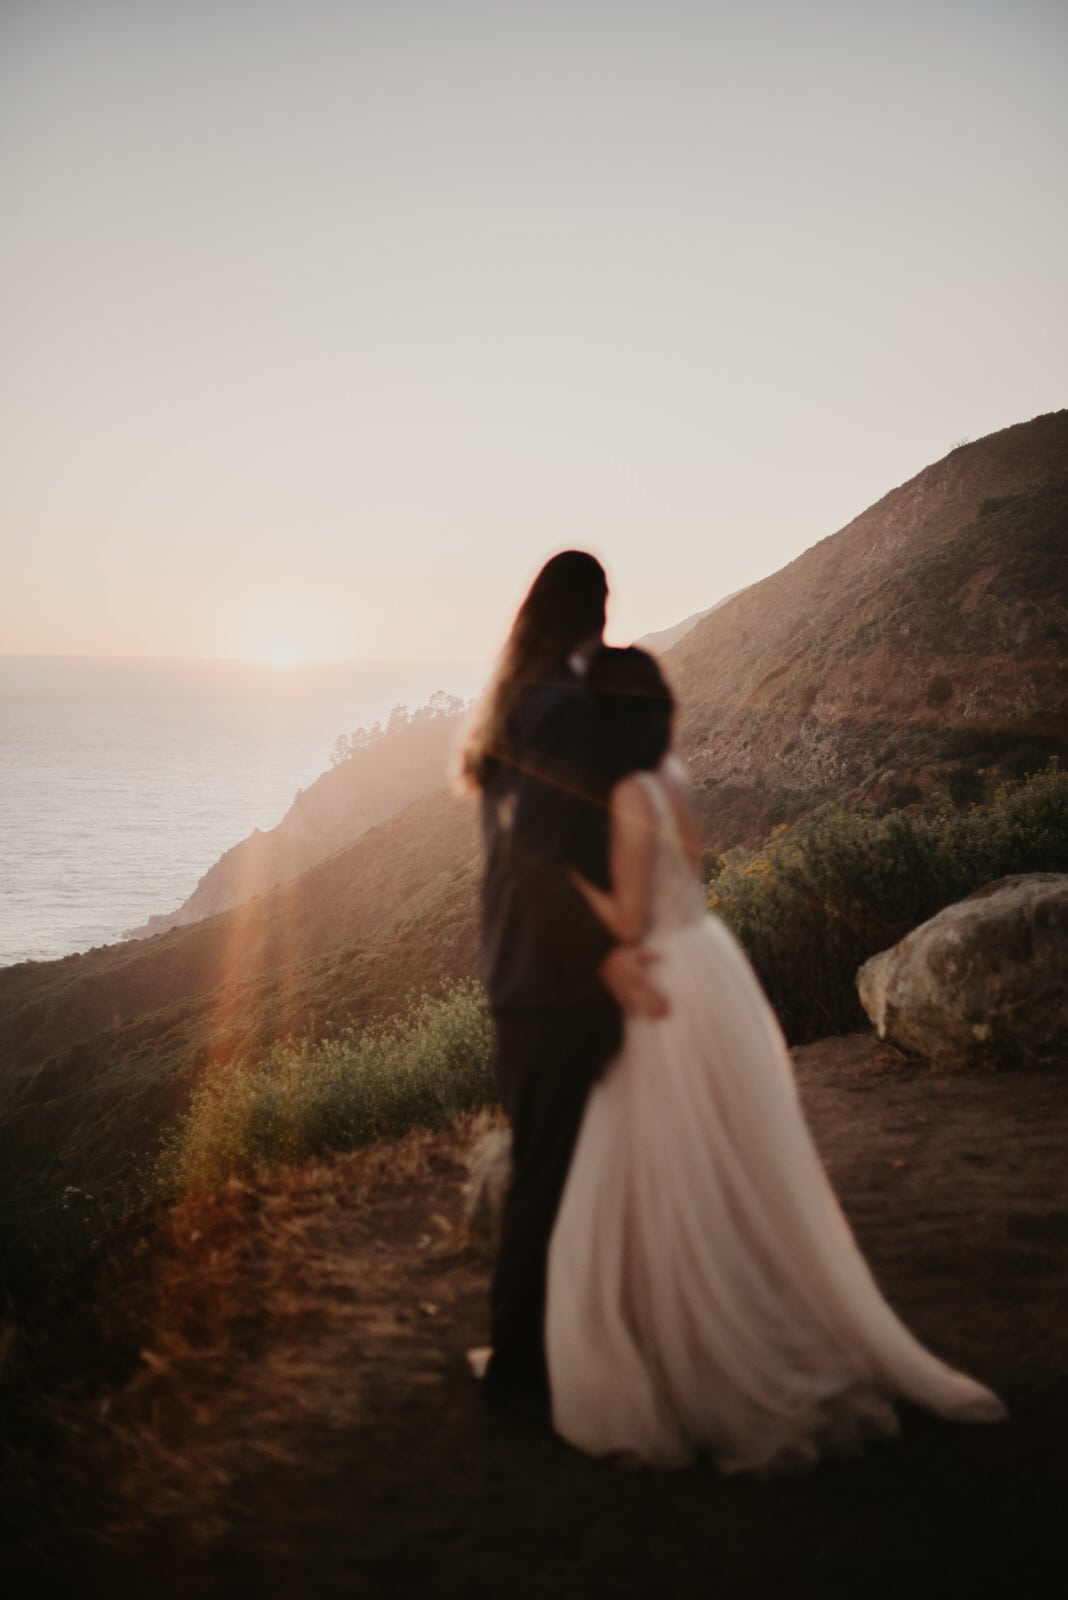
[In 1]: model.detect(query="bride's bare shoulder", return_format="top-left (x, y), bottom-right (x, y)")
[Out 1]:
top-left (610, 777), bottom-right (664, 844)
top-left (612, 773), bottom-right (657, 819)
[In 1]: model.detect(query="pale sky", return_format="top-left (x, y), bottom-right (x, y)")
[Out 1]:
top-left (2, 0), bottom-right (1065, 662)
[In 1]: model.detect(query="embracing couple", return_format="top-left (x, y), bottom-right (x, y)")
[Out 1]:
top-left (460, 551), bottom-right (1003, 1472)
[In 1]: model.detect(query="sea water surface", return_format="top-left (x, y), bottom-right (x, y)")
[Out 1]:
top-left (0, 657), bottom-right (488, 968)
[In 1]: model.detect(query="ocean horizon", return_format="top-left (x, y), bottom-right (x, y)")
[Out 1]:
top-left (0, 655), bottom-right (489, 968)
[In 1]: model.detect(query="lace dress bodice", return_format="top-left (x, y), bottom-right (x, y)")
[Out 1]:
top-left (635, 767), bottom-right (706, 939)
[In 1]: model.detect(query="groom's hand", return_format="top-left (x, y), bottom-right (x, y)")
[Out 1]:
top-left (598, 945), bottom-right (669, 1020)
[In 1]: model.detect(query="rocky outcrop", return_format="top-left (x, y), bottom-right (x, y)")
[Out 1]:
top-left (857, 874), bottom-right (1068, 1069)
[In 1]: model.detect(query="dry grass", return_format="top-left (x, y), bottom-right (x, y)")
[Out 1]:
top-left (1, 1109), bottom-right (502, 1573)
top-left (153, 981), bottom-right (495, 1201)
top-left (103, 1113), bottom-right (499, 1550)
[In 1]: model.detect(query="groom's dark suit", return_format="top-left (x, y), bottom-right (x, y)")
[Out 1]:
top-left (480, 664), bottom-right (622, 1404)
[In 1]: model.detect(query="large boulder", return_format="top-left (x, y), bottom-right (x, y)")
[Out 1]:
top-left (857, 874), bottom-right (1068, 1070)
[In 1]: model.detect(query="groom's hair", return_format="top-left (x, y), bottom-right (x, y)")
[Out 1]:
top-left (587, 645), bottom-right (675, 782)
top-left (458, 550), bottom-right (608, 790)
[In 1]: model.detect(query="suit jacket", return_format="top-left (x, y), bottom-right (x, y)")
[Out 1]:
top-left (479, 667), bottom-right (618, 1011)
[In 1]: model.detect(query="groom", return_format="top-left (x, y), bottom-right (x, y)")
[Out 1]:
top-left (470, 550), bottom-right (667, 1419)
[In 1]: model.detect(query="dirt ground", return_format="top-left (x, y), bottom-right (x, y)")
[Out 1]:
top-left (9, 1034), bottom-right (1068, 1598)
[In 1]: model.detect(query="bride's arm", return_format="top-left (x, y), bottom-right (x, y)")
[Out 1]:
top-left (572, 776), bottom-right (656, 943)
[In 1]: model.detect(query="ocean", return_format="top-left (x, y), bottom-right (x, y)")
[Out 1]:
top-left (0, 657), bottom-right (488, 969)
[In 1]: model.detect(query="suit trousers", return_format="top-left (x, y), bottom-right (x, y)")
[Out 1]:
top-left (487, 1000), bottom-right (621, 1402)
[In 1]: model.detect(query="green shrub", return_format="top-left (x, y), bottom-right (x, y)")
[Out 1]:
top-left (156, 981), bottom-right (495, 1198)
top-left (709, 765), bottom-right (1068, 1045)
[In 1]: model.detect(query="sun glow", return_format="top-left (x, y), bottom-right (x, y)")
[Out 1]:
top-left (255, 649), bottom-right (305, 667)
top-left (230, 596), bottom-right (351, 666)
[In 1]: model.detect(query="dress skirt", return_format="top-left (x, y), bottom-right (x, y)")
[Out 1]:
top-left (546, 913), bottom-right (1005, 1472)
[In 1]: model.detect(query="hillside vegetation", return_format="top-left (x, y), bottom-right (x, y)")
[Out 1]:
top-left (710, 764), bottom-right (1068, 1044)
top-left (155, 982), bottom-right (494, 1198)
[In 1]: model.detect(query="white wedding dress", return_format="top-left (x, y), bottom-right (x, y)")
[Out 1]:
top-left (546, 769), bottom-right (1005, 1472)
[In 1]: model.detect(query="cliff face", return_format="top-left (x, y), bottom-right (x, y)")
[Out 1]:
top-left (667, 410), bottom-right (1068, 851)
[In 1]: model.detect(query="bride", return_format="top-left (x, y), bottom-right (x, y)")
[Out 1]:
top-left (545, 645), bottom-right (1005, 1472)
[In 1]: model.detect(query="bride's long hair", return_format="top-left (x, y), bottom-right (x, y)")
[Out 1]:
top-left (458, 550), bottom-right (608, 793)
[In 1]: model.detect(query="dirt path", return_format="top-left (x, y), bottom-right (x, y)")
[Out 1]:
top-left (25, 1036), bottom-right (1068, 1597)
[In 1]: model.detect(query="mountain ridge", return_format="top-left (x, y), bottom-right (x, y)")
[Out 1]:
top-left (669, 410), bottom-right (1068, 846)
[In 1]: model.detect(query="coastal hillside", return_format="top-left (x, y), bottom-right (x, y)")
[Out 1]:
top-left (128, 693), bottom-right (470, 939)
top-left (0, 785), bottom-right (482, 1271)
top-left (670, 410), bottom-right (1068, 849)
top-left (2, 410), bottom-right (1065, 1280)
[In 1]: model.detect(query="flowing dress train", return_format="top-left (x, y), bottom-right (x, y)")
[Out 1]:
top-left (546, 770), bottom-right (1005, 1472)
